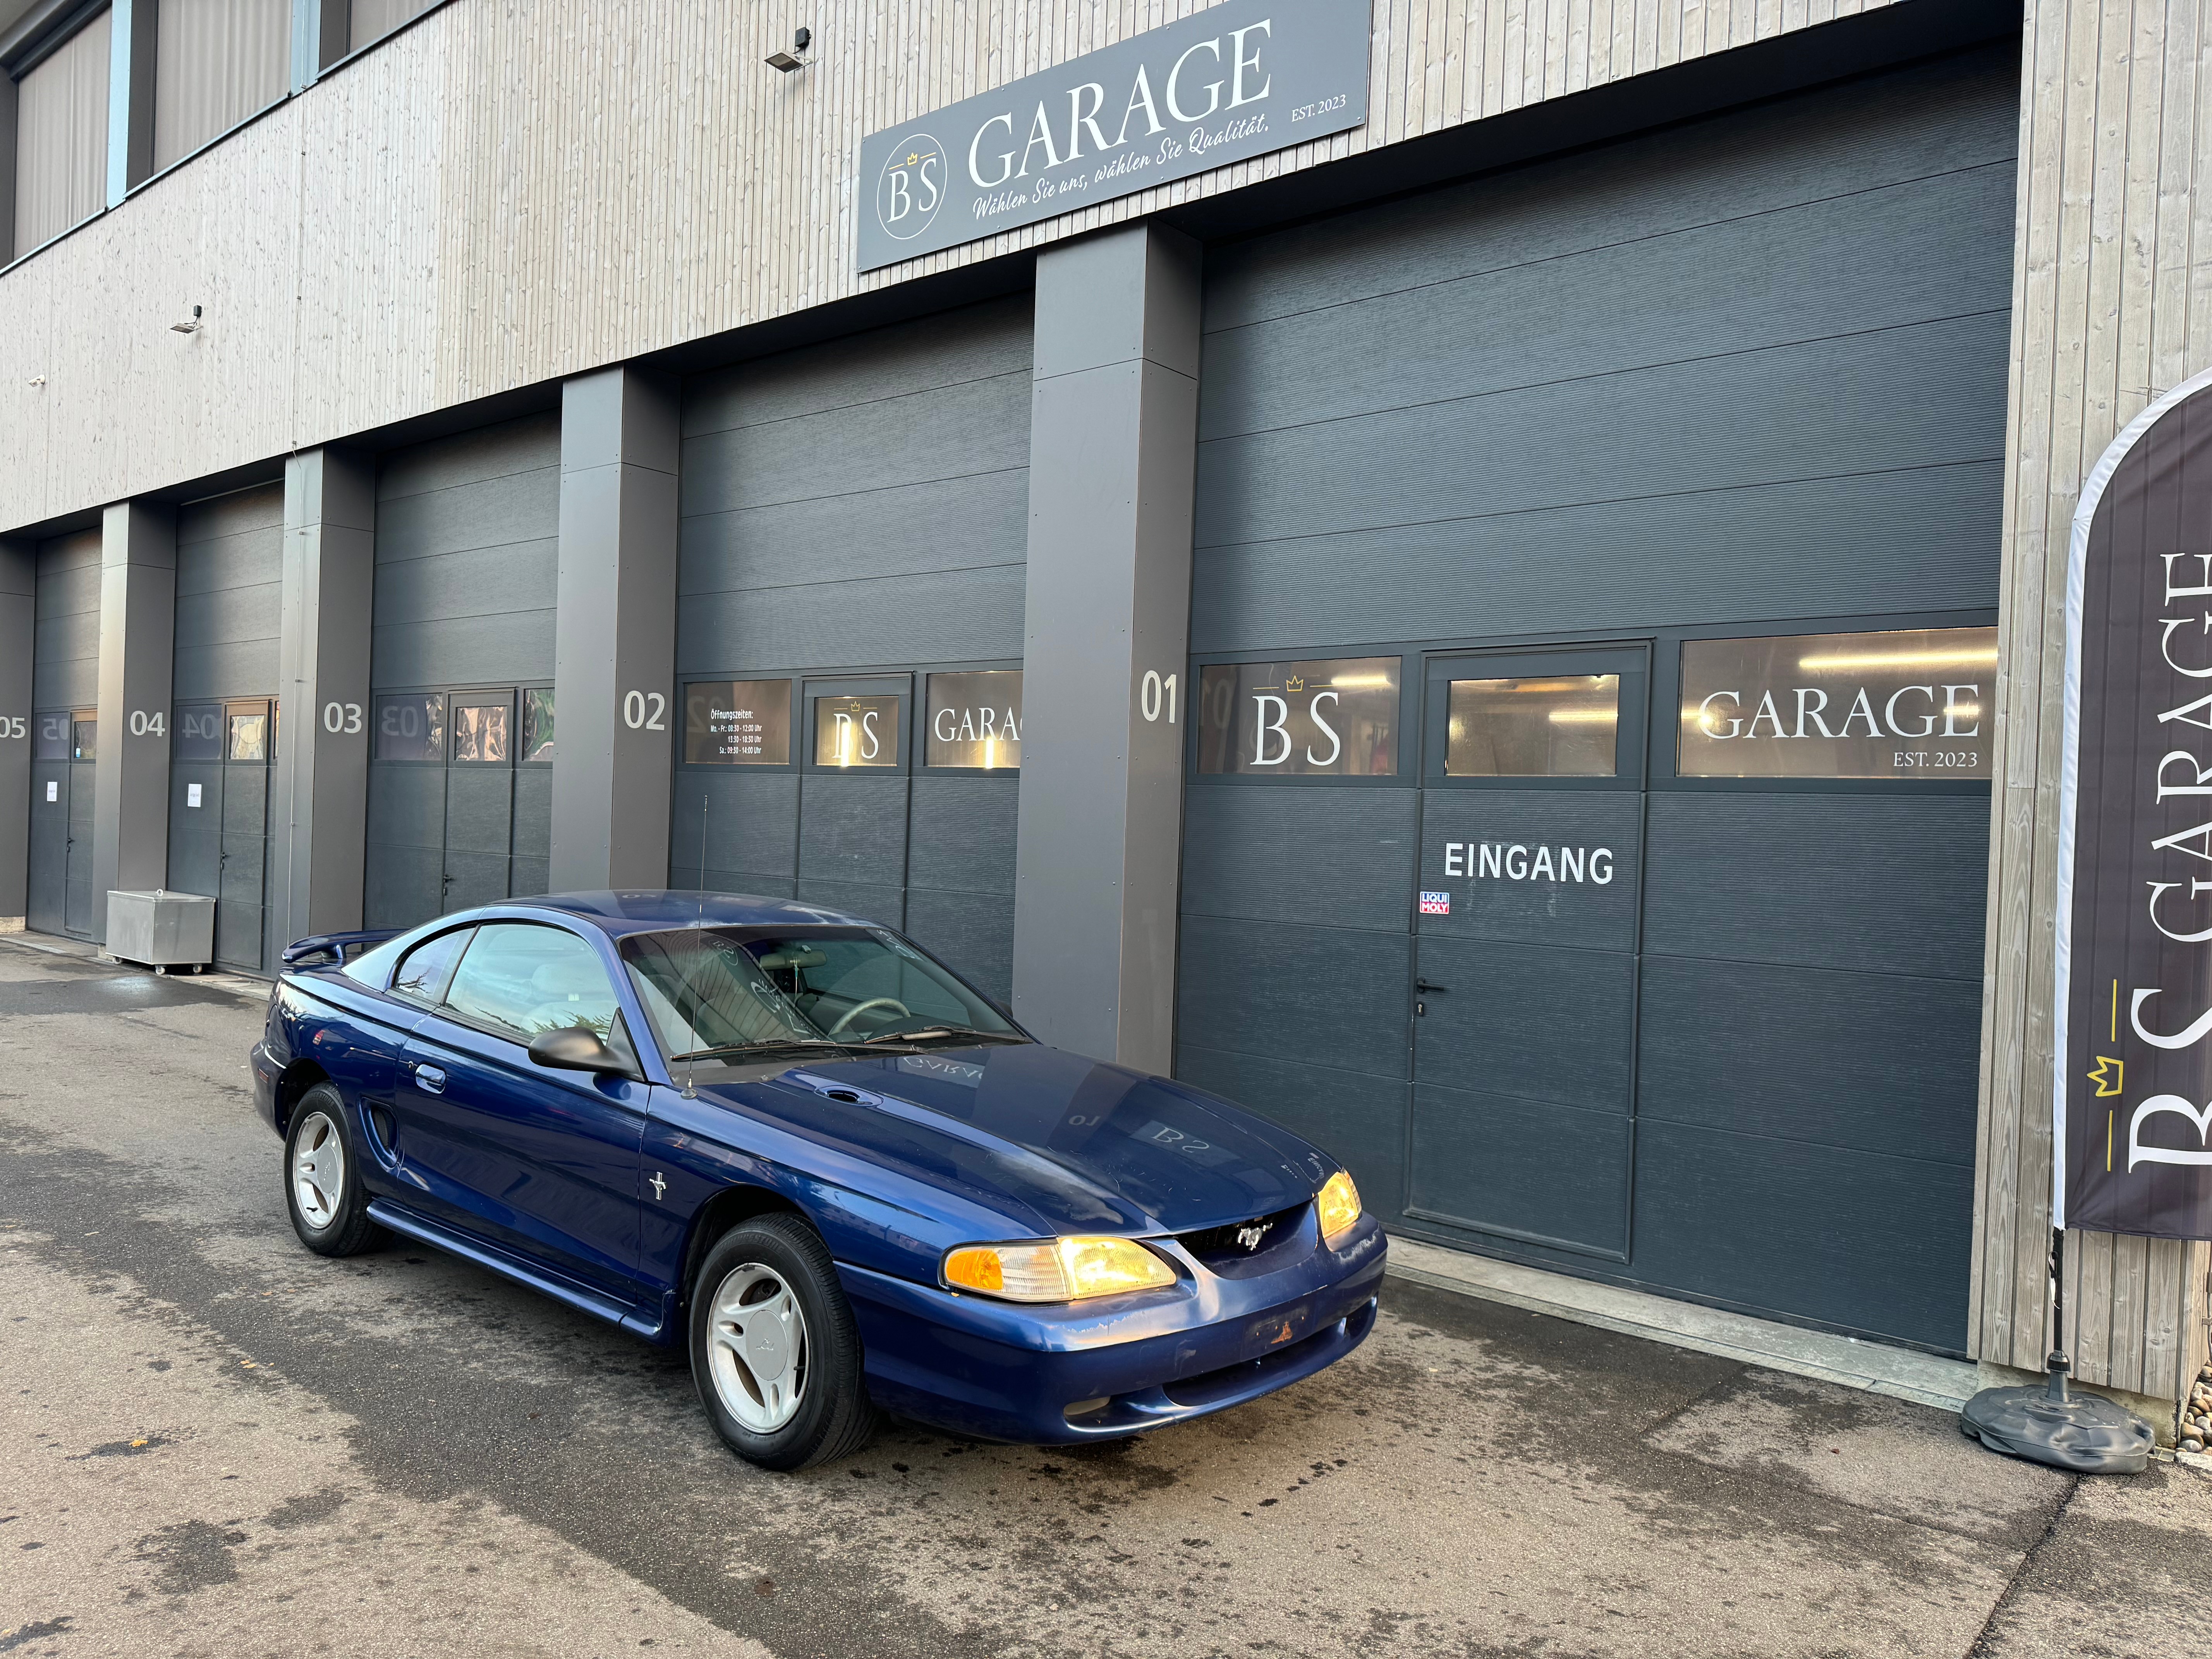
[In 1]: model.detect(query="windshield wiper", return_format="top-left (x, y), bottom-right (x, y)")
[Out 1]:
top-left (858, 1025), bottom-right (1026, 1047)
top-left (668, 1038), bottom-right (861, 1062)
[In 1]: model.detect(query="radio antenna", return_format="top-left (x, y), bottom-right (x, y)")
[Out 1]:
top-left (683, 791), bottom-right (707, 1100)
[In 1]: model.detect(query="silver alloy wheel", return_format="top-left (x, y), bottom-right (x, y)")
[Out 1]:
top-left (706, 1262), bottom-right (809, 1433)
top-left (291, 1110), bottom-right (345, 1231)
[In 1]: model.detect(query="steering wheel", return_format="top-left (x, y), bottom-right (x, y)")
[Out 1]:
top-left (826, 997), bottom-right (910, 1036)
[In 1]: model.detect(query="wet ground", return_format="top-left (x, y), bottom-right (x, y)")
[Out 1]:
top-left (1, 936), bottom-right (2204, 1658)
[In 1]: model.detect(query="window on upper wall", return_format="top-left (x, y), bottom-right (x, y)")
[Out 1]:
top-left (348, 0), bottom-right (437, 53)
top-left (152, 0), bottom-right (290, 173)
top-left (10, 8), bottom-right (111, 259)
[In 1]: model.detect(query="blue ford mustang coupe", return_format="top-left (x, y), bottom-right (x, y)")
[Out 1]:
top-left (251, 892), bottom-right (1386, 1469)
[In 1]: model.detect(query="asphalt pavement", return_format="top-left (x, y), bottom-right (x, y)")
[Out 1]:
top-left (1, 936), bottom-right (2204, 1659)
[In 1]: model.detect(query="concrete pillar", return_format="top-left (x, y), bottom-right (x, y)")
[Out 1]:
top-left (266, 448), bottom-right (376, 956)
top-left (549, 366), bottom-right (680, 893)
top-left (1010, 224), bottom-right (1202, 1070)
top-left (0, 538), bottom-right (31, 929)
top-left (91, 501), bottom-right (176, 939)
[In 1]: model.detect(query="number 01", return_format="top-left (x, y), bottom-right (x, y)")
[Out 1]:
top-left (1140, 671), bottom-right (1178, 724)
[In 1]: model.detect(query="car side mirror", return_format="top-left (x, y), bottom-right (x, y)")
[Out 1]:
top-left (528, 1027), bottom-right (628, 1075)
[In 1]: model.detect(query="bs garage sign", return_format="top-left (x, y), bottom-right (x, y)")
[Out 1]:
top-left (2056, 367), bottom-right (2212, 1241)
top-left (856, 0), bottom-right (1370, 271)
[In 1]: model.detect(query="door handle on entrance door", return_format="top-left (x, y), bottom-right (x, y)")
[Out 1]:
top-left (1415, 979), bottom-right (1449, 993)
top-left (412, 1064), bottom-right (446, 1094)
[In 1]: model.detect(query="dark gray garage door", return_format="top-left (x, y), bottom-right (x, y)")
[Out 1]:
top-left (363, 414), bottom-right (558, 930)
top-left (1175, 48), bottom-right (2016, 1353)
top-left (166, 484), bottom-right (282, 969)
top-left (27, 529), bottom-right (100, 938)
top-left (673, 298), bottom-right (1031, 1001)
top-left (27, 710), bottom-right (95, 938)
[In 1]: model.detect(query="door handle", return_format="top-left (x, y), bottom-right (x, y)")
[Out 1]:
top-left (1415, 979), bottom-right (1449, 994)
top-left (412, 1063), bottom-right (447, 1094)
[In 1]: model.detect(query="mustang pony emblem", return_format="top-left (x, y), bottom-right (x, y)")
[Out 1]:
top-left (1235, 1221), bottom-right (1273, 1252)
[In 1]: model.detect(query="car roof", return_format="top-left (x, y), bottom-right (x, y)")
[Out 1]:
top-left (482, 890), bottom-right (879, 939)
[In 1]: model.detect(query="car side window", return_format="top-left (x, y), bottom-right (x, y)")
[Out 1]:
top-left (390, 928), bottom-right (474, 1006)
top-left (442, 924), bottom-right (622, 1045)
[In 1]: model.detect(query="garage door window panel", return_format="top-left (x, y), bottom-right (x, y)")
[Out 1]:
top-left (1676, 626), bottom-right (1998, 779)
top-left (376, 694), bottom-right (446, 761)
top-left (1196, 658), bottom-right (1401, 778)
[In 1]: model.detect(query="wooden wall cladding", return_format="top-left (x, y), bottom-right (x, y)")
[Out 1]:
top-left (0, 0), bottom-right (1889, 531)
top-left (1972, 0), bottom-right (2212, 1403)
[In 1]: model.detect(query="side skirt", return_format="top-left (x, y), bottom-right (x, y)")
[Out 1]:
top-left (366, 1199), bottom-right (672, 1343)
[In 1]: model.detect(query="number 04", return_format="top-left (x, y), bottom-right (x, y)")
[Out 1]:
top-left (1140, 671), bottom-right (1178, 724)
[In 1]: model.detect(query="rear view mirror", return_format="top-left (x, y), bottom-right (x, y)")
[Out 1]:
top-left (528, 1027), bottom-right (629, 1075)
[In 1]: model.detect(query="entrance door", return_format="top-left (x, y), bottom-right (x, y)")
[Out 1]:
top-left (27, 712), bottom-right (76, 935)
top-left (33, 710), bottom-right (100, 939)
top-left (170, 701), bottom-right (276, 969)
top-left (1408, 647), bottom-right (1649, 1259)
top-left (796, 675), bottom-right (912, 924)
top-left (443, 692), bottom-right (515, 914)
top-left (366, 687), bottom-right (554, 930)
top-left (217, 702), bottom-right (274, 968)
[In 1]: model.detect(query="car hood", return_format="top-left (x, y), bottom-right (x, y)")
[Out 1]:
top-left (702, 1044), bottom-right (1334, 1237)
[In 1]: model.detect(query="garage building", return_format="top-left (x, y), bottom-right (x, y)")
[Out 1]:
top-left (0, 0), bottom-right (2200, 1417)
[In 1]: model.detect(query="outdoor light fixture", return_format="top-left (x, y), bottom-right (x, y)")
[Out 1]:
top-left (766, 27), bottom-right (811, 71)
top-left (170, 305), bottom-right (203, 335)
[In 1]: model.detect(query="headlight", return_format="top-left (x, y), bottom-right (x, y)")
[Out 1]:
top-left (941, 1236), bottom-right (1177, 1302)
top-left (1316, 1170), bottom-right (1362, 1243)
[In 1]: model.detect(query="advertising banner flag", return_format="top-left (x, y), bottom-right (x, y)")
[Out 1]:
top-left (2056, 368), bottom-right (2212, 1238)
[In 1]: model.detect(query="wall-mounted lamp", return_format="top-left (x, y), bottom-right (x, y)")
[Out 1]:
top-left (766, 27), bottom-right (811, 71)
top-left (170, 305), bottom-right (203, 335)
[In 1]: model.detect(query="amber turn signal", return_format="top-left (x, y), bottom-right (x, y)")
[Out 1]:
top-left (1316, 1170), bottom-right (1362, 1243)
top-left (942, 1237), bottom-right (1176, 1303)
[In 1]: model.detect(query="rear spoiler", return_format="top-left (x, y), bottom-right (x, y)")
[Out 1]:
top-left (280, 929), bottom-right (402, 969)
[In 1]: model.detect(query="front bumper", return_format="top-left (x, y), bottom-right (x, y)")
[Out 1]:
top-left (249, 1041), bottom-right (284, 1134)
top-left (839, 1214), bottom-right (1388, 1443)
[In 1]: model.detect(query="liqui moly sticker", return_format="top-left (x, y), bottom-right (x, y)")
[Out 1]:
top-left (1419, 891), bottom-right (1451, 915)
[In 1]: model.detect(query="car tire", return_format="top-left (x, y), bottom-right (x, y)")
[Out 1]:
top-left (689, 1213), bottom-right (877, 1471)
top-left (283, 1084), bottom-right (384, 1257)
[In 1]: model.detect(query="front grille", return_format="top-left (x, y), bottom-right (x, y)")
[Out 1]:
top-left (1176, 1201), bottom-right (1309, 1268)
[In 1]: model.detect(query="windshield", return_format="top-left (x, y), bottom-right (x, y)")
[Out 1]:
top-left (618, 926), bottom-right (1024, 1061)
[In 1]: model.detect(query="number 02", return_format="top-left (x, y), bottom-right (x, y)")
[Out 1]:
top-left (1140, 671), bottom-right (1178, 724)
top-left (623, 690), bottom-right (668, 731)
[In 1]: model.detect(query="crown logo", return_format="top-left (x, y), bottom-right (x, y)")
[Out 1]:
top-left (1285, 675), bottom-right (1305, 692)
